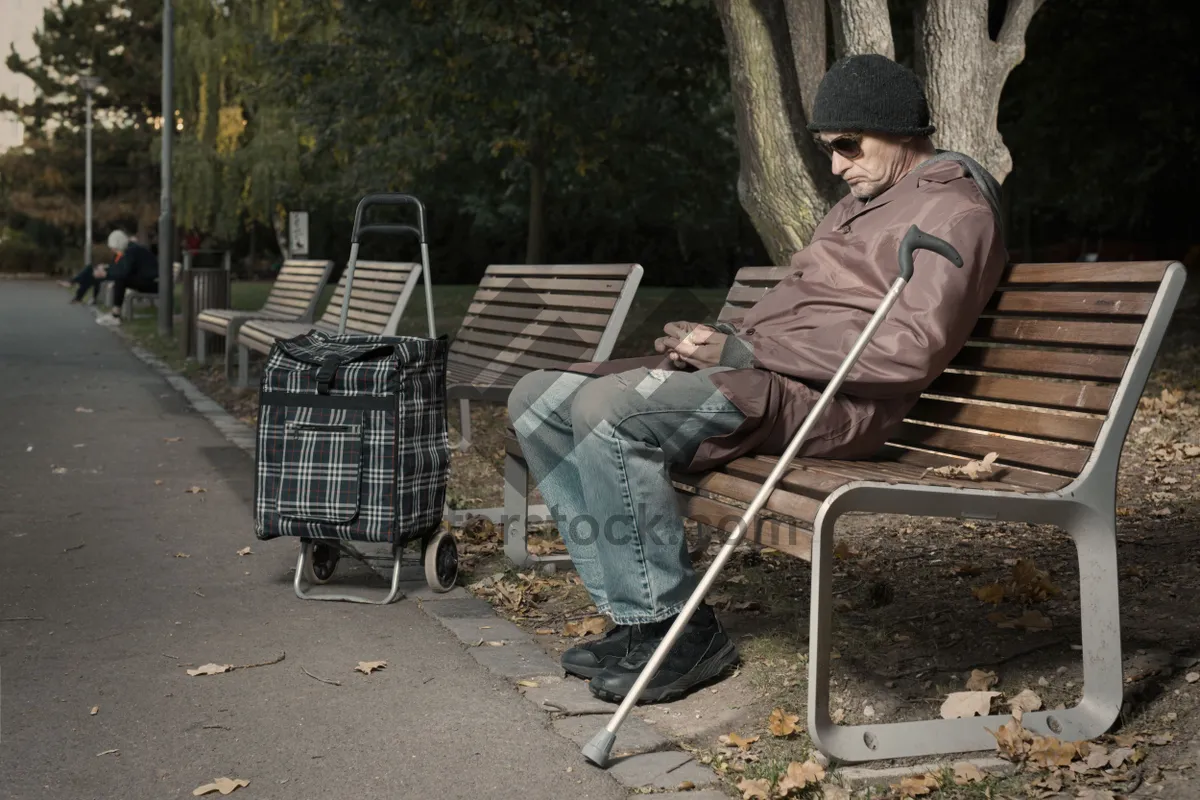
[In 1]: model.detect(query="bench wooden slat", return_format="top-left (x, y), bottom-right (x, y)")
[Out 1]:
top-left (483, 264), bottom-right (638, 278)
top-left (455, 329), bottom-right (596, 362)
top-left (676, 492), bottom-right (814, 560)
top-left (465, 302), bottom-right (613, 330)
top-left (949, 345), bottom-right (1129, 382)
top-left (733, 266), bottom-right (794, 283)
top-left (908, 398), bottom-right (1103, 445)
top-left (890, 422), bottom-right (1092, 475)
top-left (987, 290), bottom-right (1154, 317)
top-left (449, 340), bottom-right (567, 373)
top-left (925, 372), bottom-right (1116, 413)
top-left (478, 277), bottom-right (627, 295)
top-left (970, 317), bottom-right (1142, 348)
top-left (875, 446), bottom-right (1073, 492)
top-left (470, 289), bottom-right (619, 312)
top-left (1001, 261), bottom-right (1170, 284)
top-left (458, 316), bottom-right (605, 347)
top-left (672, 471), bottom-right (825, 522)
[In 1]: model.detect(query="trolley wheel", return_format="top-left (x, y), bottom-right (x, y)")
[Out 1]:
top-left (423, 528), bottom-right (459, 593)
top-left (304, 541), bottom-right (341, 585)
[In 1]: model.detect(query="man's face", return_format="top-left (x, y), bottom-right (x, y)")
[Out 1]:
top-left (816, 131), bottom-right (913, 200)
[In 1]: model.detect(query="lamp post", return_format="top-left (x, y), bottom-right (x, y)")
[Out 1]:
top-left (78, 75), bottom-right (102, 270)
top-left (158, 0), bottom-right (174, 336)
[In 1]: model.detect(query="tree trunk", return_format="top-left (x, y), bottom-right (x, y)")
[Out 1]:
top-left (271, 208), bottom-right (290, 261)
top-left (918, 0), bottom-right (1045, 182)
top-left (829, 0), bottom-right (894, 58)
top-left (714, 0), bottom-right (840, 264)
top-left (783, 0), bottom-right (827, 119)
top-left (525, 143), bottom-right (547, 265)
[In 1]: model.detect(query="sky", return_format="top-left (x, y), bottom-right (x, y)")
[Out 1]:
top-left (0, 0), bottom-right (52, 151)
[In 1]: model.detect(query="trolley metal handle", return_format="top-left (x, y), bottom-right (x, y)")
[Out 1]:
top-left (351, 193), bottom-right (427, 244)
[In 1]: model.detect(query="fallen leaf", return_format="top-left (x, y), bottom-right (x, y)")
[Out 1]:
top-left (776, 759), bottom-right (826, 795)
top-left (155, 479), bottom-right (164, 486)
top-left (1031, 771), bottom-right (1064, 792)
top-left (965, 669), bottom-right (998, 691)
top-left (736, 777), bottom-right (772, 800)
top-left (1108, 746), bottom-right (1135, 769)
top-left (96, 749), bottom-right (119, 757)
top-left (533, 628), bottom-right (555, 635)
top-left (186, 486), bottom-right (207, 494)
top-left (1086, 745), bottom-right (1110, 769)
top-left (52, 467), bottom-right (67, 474)
top-left (1011, 559), bottom-right (1061, 601)
top-left (516, 680), bottom-right (539, 688)
top-left (923, 451), bottom-right (998, 481)
top-left (75, 407), bottom-right (94, 413)
top-left (821, 787), bottom-right (851, 800)
top-left (997, 610), bottom-right (1053, 631)
top-left (676, 781), bottom-right (695, 791)
top-left (832, 541), bottom-right (855, 560)
top-left (90, 706), bottom-right (99, 716)
top-left (892, 772), bottom-right (940, 797)
top-left (1185, 672), bottom-right (1199, 683)
top-left (236, 547), bottom-right (253, 557)
top-left (953, 762), bottom-right (985, 784)
top-left (563, 616), bottom-right (608, 637)
top-left (954, 563), bottom-right (983, 576)
top-left (187, 663), bottom-right (233, 677)
top-left (1074, 789), bottom-right (1116, 800)
top-left (1008, 688), bottom-right (1043, 719)
top-left (719, 732), bottom-right (760, 751)
top-left (164, 437), bottom-right (184, 443)
top-left (830, 708), bottom-right (846, 724)
top-left (768, 707), bottom-right (801, 737)
top-left (1150, 733), bottom-right (1174, 745)
top-left (973, 583), bottom-right (1006, 605)
top-left (192, 777), bottom-right (249, 796)
top-left (1150, 507), bottom-right (1172, 517)
top-left (1184, 445), bottom-right (1200, 458)
top-left (1027, 735), bottom-right (1078, 767)
top-left (483, 640), bottom-right (505, 647)
top-left (355, 660), bottom-right (387, 675)
top-left (175, 553), bottom-right (191, 558)
top-left (940, 691), bottom-right (1000, 719)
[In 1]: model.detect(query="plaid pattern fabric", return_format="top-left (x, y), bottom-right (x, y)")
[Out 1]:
top-left (254, 330), bottom-right (449, 544)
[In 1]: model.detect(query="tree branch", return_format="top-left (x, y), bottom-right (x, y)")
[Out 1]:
top-left (997, 0), bottom-right (1047, 54)
top-left (783, 0), bottom-right (826, 120)
top-left (829, 0), bottom-right (894, 60)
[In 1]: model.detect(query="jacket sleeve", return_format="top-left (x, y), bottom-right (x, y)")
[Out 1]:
top-left (746, 207), bottom-right (1006, 399)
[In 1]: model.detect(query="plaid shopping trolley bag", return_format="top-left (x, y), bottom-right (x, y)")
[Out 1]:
top-left (253, 329), bottom-right (455, 600)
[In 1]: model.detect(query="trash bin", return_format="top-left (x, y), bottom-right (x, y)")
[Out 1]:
top-left (181, 251), bottom-right (232, 358)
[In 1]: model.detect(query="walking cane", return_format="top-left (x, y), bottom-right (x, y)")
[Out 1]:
top-left (582, 224), bottom-right (964, 767)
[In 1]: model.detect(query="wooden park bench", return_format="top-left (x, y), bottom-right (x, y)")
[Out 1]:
top-left (234, 260), bottom-right (424, 387)
top-left (194, 259), bottom-right (333, 377)
top-left (501, 258), bottom-right (1187, 762)
top-left (443, 263), bottom-right (643, 525)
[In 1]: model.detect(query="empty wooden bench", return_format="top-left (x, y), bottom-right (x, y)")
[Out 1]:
top-left (235, 260), bottom-right (424, 387)
top-left (195, 259), bottom-right (333, 377)
top-left (502, 259), bottom-right (1187, 763)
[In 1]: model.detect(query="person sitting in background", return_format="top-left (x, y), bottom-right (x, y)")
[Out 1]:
top-left (93, 230), bottom-right (158, 326)
top-left (60, 261), bottom-right (107, 305)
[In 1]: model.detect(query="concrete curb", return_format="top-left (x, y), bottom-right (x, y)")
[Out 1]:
top-left (116, 331), bottom-right (734, 796)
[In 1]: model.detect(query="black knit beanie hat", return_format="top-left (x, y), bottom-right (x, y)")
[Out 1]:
top-left (807, 54), bottom-right (936, 137)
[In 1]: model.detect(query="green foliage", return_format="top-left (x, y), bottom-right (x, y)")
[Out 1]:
top-left (0, 229), bottom-right (48, 273)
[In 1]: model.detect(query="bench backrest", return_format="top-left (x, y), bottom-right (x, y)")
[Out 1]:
top-left (450, 263), bottom-right (643, 385)
top-left (316, 260), bottom-right (422, 335)
top-left (262, 259), bottom-right (335, 320)
top-left (720, 261), bottom-right (1187, 489)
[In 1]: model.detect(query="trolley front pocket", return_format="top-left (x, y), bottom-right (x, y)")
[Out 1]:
top-left (276, 419), bottom-right (365, 523)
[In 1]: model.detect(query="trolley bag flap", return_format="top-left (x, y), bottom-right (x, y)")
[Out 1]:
top-left (274, 333), bottom-right (398, 395)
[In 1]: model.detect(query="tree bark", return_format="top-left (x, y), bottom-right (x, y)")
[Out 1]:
top-left (714, 0), bottom-right (839, 264)
top-left (918, 0), bottom-right (1046, 182)
top-left (783, 0), bottom-right (827, 119)
top-left (829, 0), bottom-right (894, 59)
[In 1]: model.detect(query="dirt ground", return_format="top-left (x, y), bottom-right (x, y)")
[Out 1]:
top-left (173, 305), bottom-right (1200, 800)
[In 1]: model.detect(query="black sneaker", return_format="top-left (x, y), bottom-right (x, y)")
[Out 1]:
top-left (588, 605), bottom-right (738, 704)
top-left (561, 624), bottom-right (632, 680)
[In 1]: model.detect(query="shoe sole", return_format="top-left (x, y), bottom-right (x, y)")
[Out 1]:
top-left (589, 639), bottom-right (739, 705)
top-left (562, 662), bottom-right (603, 680)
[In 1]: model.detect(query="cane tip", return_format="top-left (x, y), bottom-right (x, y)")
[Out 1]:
top-left (581, 729), bottom-right (616, 767)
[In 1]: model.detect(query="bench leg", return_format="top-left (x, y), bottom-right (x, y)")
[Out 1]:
top-left (449, 398), bottom-right (473, 452)
top-left (500, 452), bottom-right (571, 573)
top-left (196, 330), bottom-right (207, 365)
top-left (807, 488), bottom-right (1121, 762)
top-left (121, 296), bottom-right (133, 320)
top-left (237, 346), bottom-right (250, 389)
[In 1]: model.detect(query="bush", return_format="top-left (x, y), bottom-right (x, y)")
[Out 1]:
top-left (0, 233), bottom-right (47, 274)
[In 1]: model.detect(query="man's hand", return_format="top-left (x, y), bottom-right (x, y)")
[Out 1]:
top-left (654, 321), bottom-right (726, 369)
top-left (93, 265), bottom-right (107, 279)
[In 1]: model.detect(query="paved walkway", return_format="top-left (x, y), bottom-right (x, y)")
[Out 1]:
top-left (0, 281), bottom-right (632, 800)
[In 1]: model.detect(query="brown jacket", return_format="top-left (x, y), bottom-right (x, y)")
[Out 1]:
top-left (561, 158), bottom-right (1007, 472)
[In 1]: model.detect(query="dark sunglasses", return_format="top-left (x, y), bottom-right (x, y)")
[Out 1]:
top-left (814, 133), bottom-right (864, 159)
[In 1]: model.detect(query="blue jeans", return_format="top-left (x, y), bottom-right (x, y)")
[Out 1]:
top-left (508, 366), bottom-right (747, 625)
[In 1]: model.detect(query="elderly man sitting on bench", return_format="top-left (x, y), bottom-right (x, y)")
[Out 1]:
top-left (508, 54), bottom-right (1009, 704)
